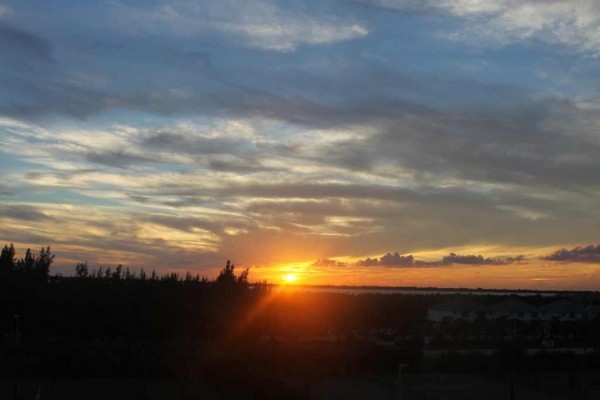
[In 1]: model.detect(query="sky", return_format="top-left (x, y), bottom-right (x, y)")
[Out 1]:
top-left (1, 0), bottom-right (600, 288)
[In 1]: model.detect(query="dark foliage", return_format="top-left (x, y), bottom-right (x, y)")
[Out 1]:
top-left (1, 243), bottom-right (600, 398)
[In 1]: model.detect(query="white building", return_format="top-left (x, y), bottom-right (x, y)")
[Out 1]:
top-left (487, 298), bottom-right (539, 321)
top-left (539, 299), bottom-right (589, 321)
top-left (428, 297), bottom-right (595, 322)
top-left (427, 297), bottom-right (484, 322)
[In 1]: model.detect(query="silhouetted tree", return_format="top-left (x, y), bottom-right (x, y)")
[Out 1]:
top-left (0, 245), bottom-right (54, 281)
top-left (75, 262), bottom-right (89, 278)
top-left (0, 243), bottom-right (16, 277)
top-left (162, 272), bottom-right (178, 282)
top-left (34, 246), bottom-right (54, 280)
top-left (237, 268), bottom-right (249, 288)
top-left (215, 260), bottom-right (249, 290)
top-left (17, 248), bottom-right (36, 275)
top-left (113, 264), bottom-right (123, 281)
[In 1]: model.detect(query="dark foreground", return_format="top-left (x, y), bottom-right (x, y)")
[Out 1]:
top-left (4, 370), bottom-right (600, 400)
top-left (2, 252), bottom-right (600, 399)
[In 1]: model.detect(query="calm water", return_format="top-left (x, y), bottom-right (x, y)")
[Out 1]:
top-left (280, 286), bottom-right (559, 296)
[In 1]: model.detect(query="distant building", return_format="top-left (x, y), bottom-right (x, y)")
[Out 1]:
top-left (428, 297), bottom-right (596, 322)
top-left (539, 299), bottom-right (589, 321)
top-left (427, 297), bottom-right (484, 322)
top-left (487, 298), bottom-right (539, 321)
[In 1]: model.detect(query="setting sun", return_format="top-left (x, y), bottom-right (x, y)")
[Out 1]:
top-left (283, 273), bottom-right (297, 283)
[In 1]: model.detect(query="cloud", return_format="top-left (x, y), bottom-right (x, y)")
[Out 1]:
top-left (84, 150), bottom-right (155, 169)
top-left (140, 129), bottom-right (254, 157)
top-left (1, 1), bottom-right (599, 275)
top-left (353, 252), bottom-right (524, 267)
top-left (142, 213), bottom-right (253, 238)
top-left (0, 203), bottom-right (223, 271)
top-left (358, 252), bottom-right (415, 266)
top-left (312, 258), bottom-right (348, 267)
top-left (0, 5), bottom-right (12, 18)
top-left (372, 0), bottom-right (600, 53)
top-left (371, 0), bottom-right (516, 15)
top-left (0, 184), bottom-right (12, 196)
top-left (3, 107), bottom-right (598, 266)
top-left (0, 22), bottom-right (53, 61)
top-left (0, 204), bottom-right (52, 222)
top-left (217, 12), bottom-right (368, 52)
top-left (311, 96), bottom-right (600, 192)
top-left (442, 253), bottom-right (524, 265)
top-left (544, 244), bottom-right (600, 262)
top-left (113, 0), bottom-right (368, 51)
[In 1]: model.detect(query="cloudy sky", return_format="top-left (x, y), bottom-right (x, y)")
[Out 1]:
top-left (1, 0), bottom-right (600, 288)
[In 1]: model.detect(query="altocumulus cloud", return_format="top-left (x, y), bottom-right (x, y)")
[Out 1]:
top-left (544, 244), bottom-right (600, 263)
top-left (314, 252), bottom-right (525, 268)
top-left (441, 253), bottom-right (524, 266)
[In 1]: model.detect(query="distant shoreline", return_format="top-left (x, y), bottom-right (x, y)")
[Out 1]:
top-left (263, 284), bottom-right (599, 296)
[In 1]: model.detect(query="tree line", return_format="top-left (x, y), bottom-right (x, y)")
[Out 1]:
top-left (1, 243), bottom-right (251, 287)
top-left (0, 243), bottom-right (54, 281)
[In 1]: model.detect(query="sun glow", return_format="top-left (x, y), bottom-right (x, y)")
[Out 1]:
top-left (283, 273), bottom-right (297, 283)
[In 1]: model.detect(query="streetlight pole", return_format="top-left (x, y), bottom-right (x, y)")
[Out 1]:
top-left (14, 314), bottom-right (20, 346)
top-left (582, 314), bottom-right (588, 400)
top-left (397, 363), bottom-right (408, 400)
top-left (13, 314), bottom-right (20, 400)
